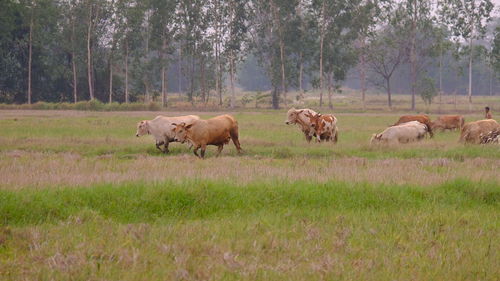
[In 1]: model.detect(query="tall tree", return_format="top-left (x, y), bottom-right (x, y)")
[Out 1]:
top-left (439, 0), bottom-right (493, 110)
top-left (151, 0), bottom-right (178, 107)
top-left (366, 26), bottom-right (407, 109)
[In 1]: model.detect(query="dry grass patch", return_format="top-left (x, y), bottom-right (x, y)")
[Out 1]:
top-left (0, 151), bottom-right (498, 190)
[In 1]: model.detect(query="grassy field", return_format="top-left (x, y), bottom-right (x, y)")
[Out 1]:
top-left (0, 109), bottom-right (499, 280)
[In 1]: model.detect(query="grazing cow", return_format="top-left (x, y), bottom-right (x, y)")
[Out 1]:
top-left (285, 108), bottom-right (318, 142)
top-left (172, 114), bottom-right (242, 158)
top-left (431, 115), bottom-right (465, 132)
top-left (393, 114), bottom-right (433, 137)
top-left (304, 112), bottom-right (338, 143)
top-left (459, 119), bottom-right (500, 144)
top-left (136, 115), bottom-right (200, 153)
top-left (371, 121), bottom-right (428, 145)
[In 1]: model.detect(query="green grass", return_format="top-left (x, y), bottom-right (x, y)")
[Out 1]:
top-left (1, 111), bottom-right (499, 159)
top-left (1, 179), bottom-right (498, 226)
top-left (0, 180), bottom-right (498, 280)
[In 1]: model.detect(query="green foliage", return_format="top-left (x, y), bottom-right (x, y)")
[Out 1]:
top-left (418, 75), bottom-right (438, 105)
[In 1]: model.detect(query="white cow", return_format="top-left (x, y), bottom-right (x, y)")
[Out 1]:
top-left (371, 121), bottom-right (428, 145)
top-left (136, 115), bottom-right (200, 153)
top-left (285, 108), bottom-right (318, 142)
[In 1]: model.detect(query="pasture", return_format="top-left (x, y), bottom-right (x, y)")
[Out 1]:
top-left (0, 109), bottom-right (499, 280)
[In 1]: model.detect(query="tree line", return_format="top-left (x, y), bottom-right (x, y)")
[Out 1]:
top-left (0, 0), bottom-right (498, 109)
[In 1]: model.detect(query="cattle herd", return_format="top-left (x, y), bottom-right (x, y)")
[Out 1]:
top-left (136, 107), bottom-right (499, 158)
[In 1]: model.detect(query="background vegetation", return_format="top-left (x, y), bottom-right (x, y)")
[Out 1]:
top-left (1, 0), bottom-right (499, 111)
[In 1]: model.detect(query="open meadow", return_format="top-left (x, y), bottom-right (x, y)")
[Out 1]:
top-left (0, 108), bottom-right (499, 280)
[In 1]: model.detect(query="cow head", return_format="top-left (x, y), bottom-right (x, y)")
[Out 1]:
top-left (305, 112), bottom-right (329, 141)
top-left (370, 133), bottom-right (382, 145)
top-left (136, 121), bottom-right (149, 137)
top-left (172, 122), bottom-right (193, 143)
top-left (285, 108), bottom-right (304, 125)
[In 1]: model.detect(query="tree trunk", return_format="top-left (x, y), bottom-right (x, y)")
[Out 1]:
top-left (144, 13), bottom-right (150, 103)
top-left (215, 46), bottom-right (220, 106)
top-left (299, 52), bottom-right (303, 93)
top-left (108, 58), bottom-right (113, 103)
top-left (200, 55), bottom-right (206, 104)
top-left (387, 77), bottom-right (392, 109)
top-left (72, 51), bottom-right (77, 103)
top-left (359, 37), bottom-right (366, 110)
top-left (27, 12), bottom-right (33, 104)
top-left (319, 1), bottom-right (326, 108)
top-left (125, 39), bottom-right (129, 103)
top-left (86, 5), bottom-right (94, 100)
top-left (230, 50), bottom-right (235, 109)
top-left (162, 64), bottom-right (167, 107)
top-left (328, 72), bottom-right (333, 109)
top-left (71, 19), bottom-right (77, 103)
top-left (178, 44), bottom-right (182, 95)
top-left (438, 43), bottom-right (442, 113)
top-left (161, 38), bottom-right (168, 107)
top-left (272, 86), bottom-right (279, 109)
top-left (319, 34), bottom-right (324, 107)
top-left (468, 35), bottom-right (473, 111)
top-left (489, 62), bottom-right (493, 96)
top-left (278, 33), bottom-right (287, 107)
top-left (409, 0), bottom-right (417, 111)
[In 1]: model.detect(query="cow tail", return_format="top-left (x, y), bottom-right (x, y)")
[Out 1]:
top-left (230, 123), bottom-right (243, 153)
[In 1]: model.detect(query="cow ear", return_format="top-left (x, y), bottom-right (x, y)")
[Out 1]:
top-left (185, 124), bottom-right (193, 130)
top-left (171, 123), bottom-right (177, 126)
top-left (317, 113), bottom-right (322, 117)
top-left (298, 109), bottom-right (304, 113)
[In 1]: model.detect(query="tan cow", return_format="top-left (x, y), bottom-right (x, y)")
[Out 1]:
top-left (393, 114), bottom-right (433, 137)
top-left (371, 121), bottom-right (428, 145)
top-left (431, 115), bottom-right (465, 132)
top-left (459, 119), bottom-right (500, 144)
top-left (304, 112), bottom-right (338, 143)
top-left (172, 114), bottom-right (242, 158)
top-left (136, 115), bottom-right (200, 153)
top-left (285, 108), bottom-right (318, 142)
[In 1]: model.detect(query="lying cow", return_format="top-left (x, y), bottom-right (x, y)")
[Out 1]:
top-left (393, 114), bottom-right (433, 137)
top-left (431, 115), bottom-right (464, 132)
top-left (136, 115), bottom-right (200, 153)
top-left (371, 121), bottom-right (428, 145)
top-left (285, 108), bottom-right (318, 142)
top-left (172, 114), bottom-right (242, 158)
top-left (459, 119), bottom-right (500, 144)
top-left (304, 112), bottom-right (338, 143)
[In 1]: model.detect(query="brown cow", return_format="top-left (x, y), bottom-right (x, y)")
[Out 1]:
top-left (172, 114), bottom-right (242, 158)
top-left (393, 114), bottom-right (433, 137)
top-left (431, 115), bottom-right (465, 132)
top-left (304, 112), bottom-right (338, 143)
top-left (459, 119), bottom-right (500, 144)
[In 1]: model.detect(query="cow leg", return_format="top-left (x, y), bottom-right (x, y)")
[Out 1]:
top-left (305, 134), bottom-right (313, 143)
top-left (215, 145), bottom-right (224, 157)
top-left (200, 144), bottom-right (207, 159)
top-left (156, 141), bottom-right (165, 152)
top-left (163, 141), bottom-right (170, 154)
top-left (193, 146), bottom-right (201, 158)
